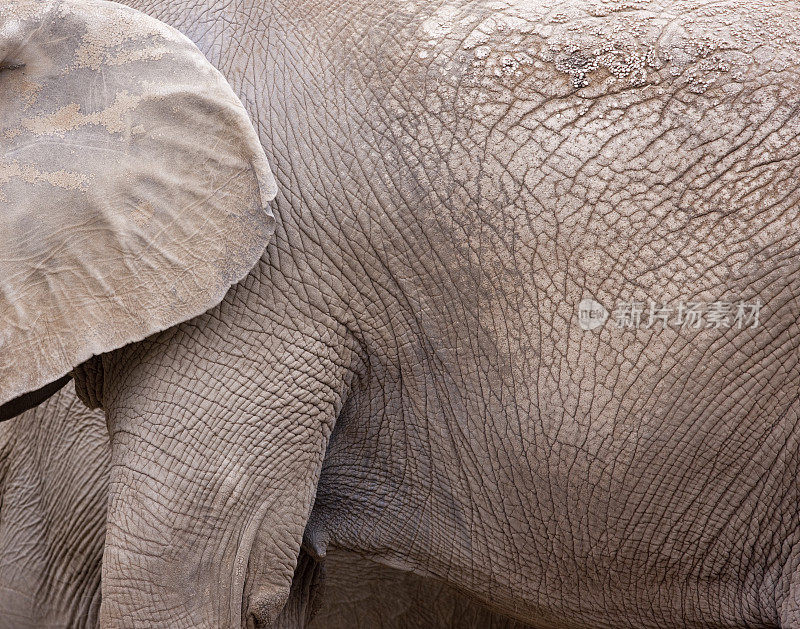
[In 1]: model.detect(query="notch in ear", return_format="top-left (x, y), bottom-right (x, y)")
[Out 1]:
top-left (0, 0), bottom-right (278, 413)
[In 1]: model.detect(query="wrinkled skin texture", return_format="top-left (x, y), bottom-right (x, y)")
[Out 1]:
top-left (10, 0), bottom-right (800, 627)
top-left (0, 384), bottom-right (530, 628)
top-left (306, 551), bottom-right (533, 629)
top-left (0, 383), bottom-right (107, 628)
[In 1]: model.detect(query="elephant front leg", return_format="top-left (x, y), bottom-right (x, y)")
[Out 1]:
top-left (97, 298), bottom-right (355, 628)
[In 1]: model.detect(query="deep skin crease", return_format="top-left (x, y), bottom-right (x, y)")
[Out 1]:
top-left (7, 0), bottom-right (800, 627)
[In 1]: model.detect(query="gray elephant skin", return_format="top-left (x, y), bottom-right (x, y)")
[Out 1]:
top-left (1, 0), bottom-right (800, 628)
top-left (0, 393), bottom-right (537, 629)
top-left (0, 383), bottom-right (534, 628)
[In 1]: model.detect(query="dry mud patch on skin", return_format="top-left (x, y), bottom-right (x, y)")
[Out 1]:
top-left (409, 0), bottom-right (791, 98)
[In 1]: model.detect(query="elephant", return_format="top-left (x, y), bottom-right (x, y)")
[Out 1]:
top-left (2, 0), bottom-right (800, 627)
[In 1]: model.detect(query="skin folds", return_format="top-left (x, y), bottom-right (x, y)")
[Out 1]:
top-left (3, 0), bottom-right (800, 627)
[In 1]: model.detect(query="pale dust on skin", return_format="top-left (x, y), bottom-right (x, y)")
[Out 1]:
top-left (15, 91), bottom-right (144, 136)
top-left (62, 0), bottom-right (185, 70)
top-left (0, 161), bottom-right (91, 201)
top-left (0, 1), bottom-right (49, 23)
top-left (412, 0), bottom-right (780, 93)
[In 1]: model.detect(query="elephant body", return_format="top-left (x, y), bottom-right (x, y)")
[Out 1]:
top-left (2, 0), bottom-right (800, 627)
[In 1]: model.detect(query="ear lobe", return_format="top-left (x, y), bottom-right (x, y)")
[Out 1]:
top-left (0, 0), bottom-right (277, 410)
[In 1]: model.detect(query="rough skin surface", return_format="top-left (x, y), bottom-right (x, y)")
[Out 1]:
top-left (0, 384), bottom-right (531, 628)
top-left (0, 383), bottom-right (107, 629)
top-left (6, 0), bottom-right (800, 627)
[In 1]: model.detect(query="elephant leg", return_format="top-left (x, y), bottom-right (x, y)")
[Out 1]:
top-left (95, 276), bottom-right (357, 628)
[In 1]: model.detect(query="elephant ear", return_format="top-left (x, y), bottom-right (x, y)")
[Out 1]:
top-left (0, 0), bottom-right (277, 409)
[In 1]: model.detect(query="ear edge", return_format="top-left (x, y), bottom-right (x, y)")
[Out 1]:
top-left (0, 0), bottom-right (278, 410)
